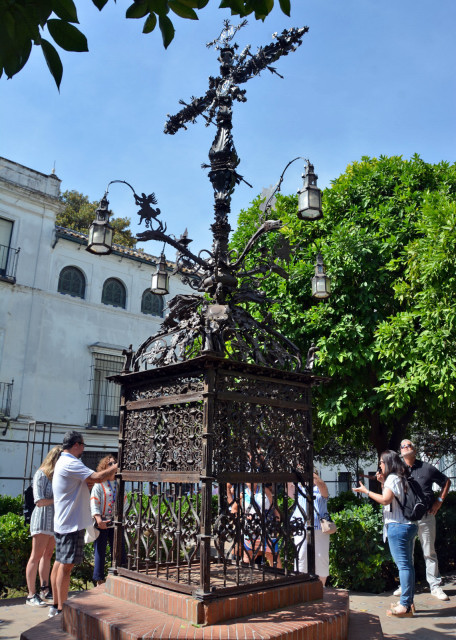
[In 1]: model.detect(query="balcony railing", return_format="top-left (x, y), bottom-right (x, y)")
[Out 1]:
top-left (0, 380), bottom-right (13, 418)
top-left (0, 244), bottom-right (20, 282)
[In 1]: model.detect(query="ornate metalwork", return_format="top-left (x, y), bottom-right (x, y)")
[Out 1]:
top-left (112, 357), bottom-right (319, 598)
top-left (107, 23), bottom-right (327, 602)
top-left (112, 21), bottom-right (313, 372)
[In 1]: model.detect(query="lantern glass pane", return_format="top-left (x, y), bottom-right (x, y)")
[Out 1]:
top-left (308, 188), bottom-right (321, 209)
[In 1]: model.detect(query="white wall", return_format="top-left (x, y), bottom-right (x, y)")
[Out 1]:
top-left (0, 157), bottom-right (190, 496)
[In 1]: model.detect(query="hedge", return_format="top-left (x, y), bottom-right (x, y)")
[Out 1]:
top-left (0, 491), bottom-right (455, 596)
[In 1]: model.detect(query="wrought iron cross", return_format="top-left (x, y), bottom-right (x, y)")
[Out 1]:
top-left (164, 21), bottom-right (308, 269)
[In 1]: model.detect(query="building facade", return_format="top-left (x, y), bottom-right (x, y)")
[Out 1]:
top-left (0, 157), bottom-right (189, 495)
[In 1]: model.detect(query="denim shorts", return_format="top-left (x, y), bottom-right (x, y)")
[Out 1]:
top-left (55, 530), bottom-right (85, 564)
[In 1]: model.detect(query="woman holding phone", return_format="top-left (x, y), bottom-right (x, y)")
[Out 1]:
top-left (353, 450), bottom-right (417, 618)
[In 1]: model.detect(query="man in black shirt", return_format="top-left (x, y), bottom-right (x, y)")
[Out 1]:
top-left (394, 439), bottom-right (451, 601)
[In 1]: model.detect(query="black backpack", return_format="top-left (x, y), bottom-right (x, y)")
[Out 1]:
top-left (395, 476), bottom-right (427, 521)
top-left (23, 484), bottom-right (35, 525)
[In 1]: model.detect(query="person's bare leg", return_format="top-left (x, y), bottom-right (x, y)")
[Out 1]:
top-left (26, 534), bottom-right (48, 597)
top-left (50, 561), bottom-right (60, 605)
top-left (319, 576), bottom-right (327, 586)
top-left (56, 562), bottom-right (74, 609)
top-left (37, 536), bottom-right (55, 591)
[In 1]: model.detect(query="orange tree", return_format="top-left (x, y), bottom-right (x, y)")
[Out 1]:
top-left (230, 155), bottom-right (456, 456)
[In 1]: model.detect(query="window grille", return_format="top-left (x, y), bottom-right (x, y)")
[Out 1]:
top-left (141, 290), bottom-right (164, 317)
top-left (337, 471), bottom-right (351, 494)
top-left (0, 380), bottom-right (13, 417)
top-left (58, 266), bottom-right (86, 298)
top-left (102, 278), bottom-right (126, 308)
top-left (88, 353), bottom-right (123, 429)
top-left (0, 218), bottom-right (19, 281)
top-left (82, 450), bottom-right (116, 471)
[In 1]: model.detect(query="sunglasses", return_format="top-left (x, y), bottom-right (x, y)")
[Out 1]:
top-left (400, 443), bottom-right (413, 449)
top-left (108, 462), bottom-right (116, 466)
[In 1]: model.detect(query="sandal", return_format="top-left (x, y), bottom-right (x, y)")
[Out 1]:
top-left (386, 604), bottom-right (414, 618)
top-left (391, 601), bottom-right (416, 614)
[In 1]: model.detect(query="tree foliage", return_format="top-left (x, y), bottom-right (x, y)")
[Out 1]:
top-left (230, 155), bottom-right (456, 456)
top-left (0, 0), bottom-right (292, 89)
top-left (57, 189), bottom-right (136, 247)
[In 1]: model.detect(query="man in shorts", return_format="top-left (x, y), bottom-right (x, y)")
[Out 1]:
top-left (48, 431), bottom-right (118, 617)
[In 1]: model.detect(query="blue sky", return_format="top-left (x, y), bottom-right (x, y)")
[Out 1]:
top-left (1, 1), bottom-right (455, 256)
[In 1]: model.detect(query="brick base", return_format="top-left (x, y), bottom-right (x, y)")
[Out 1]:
top-left (105, 575), bottom-right (324, 625)
top-left (21, 581), bottom-right (350, 640)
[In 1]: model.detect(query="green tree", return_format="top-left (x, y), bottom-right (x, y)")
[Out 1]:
top-left (0, 0), bottom-right (292, 89)
top-left (230, 155), bottom-right (456, 455)
top-left (57, 189), bottom-right (136, 247)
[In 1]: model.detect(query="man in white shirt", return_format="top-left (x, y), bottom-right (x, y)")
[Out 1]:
top-left (48, 431), bottom-right (118, 617)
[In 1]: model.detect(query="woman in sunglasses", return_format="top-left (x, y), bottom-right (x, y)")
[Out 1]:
top-left (353, 450), bottom-right (417, 618)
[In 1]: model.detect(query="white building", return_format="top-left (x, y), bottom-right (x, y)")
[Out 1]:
top-left (0, 157), bottom-right (189, 496)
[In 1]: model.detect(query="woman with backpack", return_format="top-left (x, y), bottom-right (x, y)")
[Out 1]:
top-left (25, 446), bottom-right (62, 606)
top-left (353, 450), bottom-right (418, 618)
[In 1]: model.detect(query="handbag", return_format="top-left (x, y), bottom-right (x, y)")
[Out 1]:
top-left (84, 524), bottom-right (100, 544)
top-left (320, 517), bottom-right (337, 535)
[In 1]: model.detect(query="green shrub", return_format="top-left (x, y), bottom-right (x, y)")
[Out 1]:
top-left (329, 502), bottom-right (394, 593)
top-left (328, 491), bottom-right (362, 514)
top-left (435, 493), bottom-right (456, 572)
top-left (0, 513), bottom-right (31, 596)
top-left (0, 494), bottom-right (23, 517)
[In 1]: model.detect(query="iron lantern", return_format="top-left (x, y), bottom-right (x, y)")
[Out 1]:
top-left (311, 252), bottom-right (331, 299)
top-left (151, 253), bottom-right (170, 295)
top-left (86, 195), bottom-right (113, 255)
top-left (297, 161), bottom-right (322, 220)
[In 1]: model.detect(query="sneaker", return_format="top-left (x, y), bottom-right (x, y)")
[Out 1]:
top-left (48, 606), bottom-right (60, 618)
top-left (26, 593), bottom-right (47, 607)
top-left (431, 586), bottom-right (449, 601)
top-left (40, 586), bottom-right (53, 600)
top-left (393, 586), bottom-right (402, 597)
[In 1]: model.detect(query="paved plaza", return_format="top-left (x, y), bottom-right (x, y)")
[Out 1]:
top-left (0, 575), bottom-right (454, 640)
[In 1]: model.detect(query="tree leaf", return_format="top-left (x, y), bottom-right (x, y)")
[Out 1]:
top-left (126, 2), bottom-right (149, 19)
top-left (142, 12), bottom-right (157, 34)
top-left (278, 0), bottom-right (291, 16)
top-left (168, 0), bottom-right (198, 19)
top-left (46, 19), bottom-right (88, 52)
top-left (91, 0), bottom-right (110, 10)
top-left (159, 15), bottom-right (175, 48)
top-left (40, 38), bottom-right (63, 89)
top-left (52, 0), bottom-right (79, 23)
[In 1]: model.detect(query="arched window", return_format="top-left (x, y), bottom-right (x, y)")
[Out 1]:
top-left (58, 266), bottom-right (86, 299)
top-left (102, 278), bottom-right (126, 309)
top-left (141, 290), bottom-right (164, 317)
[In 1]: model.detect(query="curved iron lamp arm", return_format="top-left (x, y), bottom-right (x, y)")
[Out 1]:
top-left (136, 227), bottom-right (209, 270)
